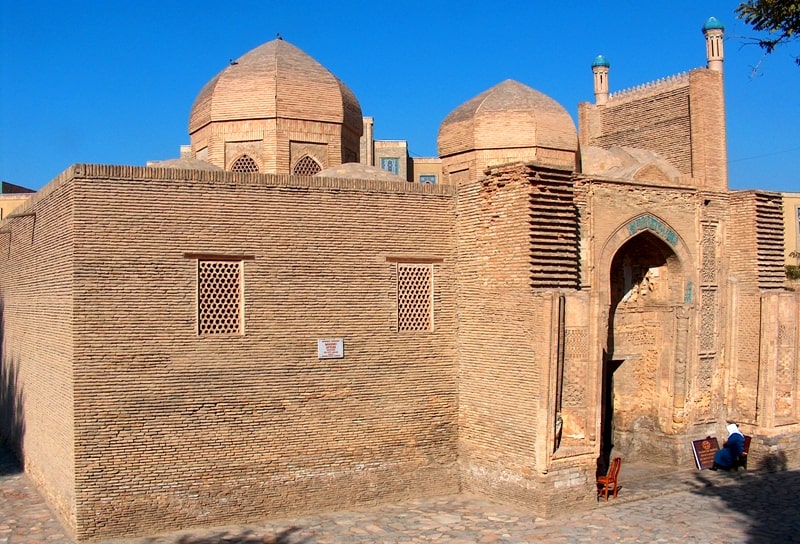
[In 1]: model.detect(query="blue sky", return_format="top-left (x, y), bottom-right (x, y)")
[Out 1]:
top-left (1, 1), bottom-right (798, 192)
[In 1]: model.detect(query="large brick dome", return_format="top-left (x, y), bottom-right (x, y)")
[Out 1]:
top-left (189, 38), bottom-right (362, 136)
top-left (437, 79), bottom-right (577, 160)
top-left (187, 38), bottom-right (363, 174)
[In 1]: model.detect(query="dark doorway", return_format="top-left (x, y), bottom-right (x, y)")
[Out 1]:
top-left (598, 356), bottom-right (622, 476)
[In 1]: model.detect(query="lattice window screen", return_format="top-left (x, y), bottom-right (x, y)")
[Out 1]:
top-left (231, 155), bottom-right (259, 173)
top-left (397, 263), bottom-right (433, 331)
top-left (293, 155), bottom-right (322, 176)
top-left (198, 260), bottom-right (242, 335)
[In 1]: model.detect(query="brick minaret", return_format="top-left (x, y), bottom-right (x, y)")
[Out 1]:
top-left (592, 55), bottom-right (610, 106)
top-left (703, 16), bottom-right (725, 73)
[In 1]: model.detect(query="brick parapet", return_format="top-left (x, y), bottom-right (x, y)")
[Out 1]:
top-left (607, 71), bottom-right (692, 105)
top-left (32, 164), bottom-right (455, 198)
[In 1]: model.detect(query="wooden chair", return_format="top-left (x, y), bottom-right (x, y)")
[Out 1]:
top-left (597, 457), bottom-right (622, 501)
top-left (734, 435), bottom-right (751, 471)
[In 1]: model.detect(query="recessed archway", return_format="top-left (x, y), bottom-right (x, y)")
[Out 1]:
top-left (597, 215), bottom-right (691, 471)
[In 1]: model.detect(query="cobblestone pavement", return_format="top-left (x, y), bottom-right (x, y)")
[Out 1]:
top-left (3, 445), bottom-right (800, 543)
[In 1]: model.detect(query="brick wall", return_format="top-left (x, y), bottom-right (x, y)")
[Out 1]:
top-left (9, 165), bottom-right (461, 540)
top-left (191, 118), bottom-right (349, 175)
top-left (0, 172), bottom-right (77, 534)
top-left (687, 70), bottom-right (727, 191)
top-left (455, 168), bottom-right (544, 509)
top-left (578, 68), bottom-right (727, 190)
top-left (5, 161), bottom-right (800, 540)
top-left (589, 85), bottom-right (693, 175)
top-left (455, 163), bottom-right (592, 516)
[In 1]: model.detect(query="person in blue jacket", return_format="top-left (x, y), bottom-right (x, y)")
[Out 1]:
top-left (712, 423), bottom-right (745, 470)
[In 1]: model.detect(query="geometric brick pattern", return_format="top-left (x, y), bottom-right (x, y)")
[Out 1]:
top-left (564, 328), bottom-right (588, 360)
top-left (397, 264), bottom-right (432, 331)
top-left (230, 155), bottom-right (259, 173)
top-left (776, 323), bottom-right (796, 419)
top-left (699, 288), bottom-right (717, 354)
top-left (562, 328), bottom-right (587, 410)
top-left (197, 260), bottom-right (242, 335)
top-left (528, 167), bottom-right (580, 289)
top-left (700, 222), bottom-right (717, 285)
top-left (695, 355), bottom-right (716, 421)
top-left (292, 155), bottom-right (322, 176)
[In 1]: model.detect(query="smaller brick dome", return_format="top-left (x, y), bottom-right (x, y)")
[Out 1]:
top-left (437, 79), bottom-right (578, 160)
top-left (581, 146), bottom-right (681, 182)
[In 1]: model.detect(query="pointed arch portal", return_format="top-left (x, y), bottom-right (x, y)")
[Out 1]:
top-left (598, 214), bottom-right (692, 468)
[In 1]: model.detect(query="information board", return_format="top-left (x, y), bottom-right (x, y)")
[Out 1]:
top-left (317, 338), bottom-right (344, 359)
top-left (691, 436), bottom-right (720, 470)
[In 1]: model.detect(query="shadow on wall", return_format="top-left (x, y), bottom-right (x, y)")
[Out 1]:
top-left (0, 301), bottom-right (26, 474)
top-left (691, 466), bottom-right (800, 543)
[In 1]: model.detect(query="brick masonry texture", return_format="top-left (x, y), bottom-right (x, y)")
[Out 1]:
top-left (1, 161), bottom-right (799, 541)
top-left (3, 166), bottom-right (459, 540)
top-left (0, 174), bottom-right (77, 533)
top-left (579, 69), bottom-right (727, 191)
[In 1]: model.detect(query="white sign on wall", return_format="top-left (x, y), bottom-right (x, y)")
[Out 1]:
top-left (317, 338), bottom-right (344, 359)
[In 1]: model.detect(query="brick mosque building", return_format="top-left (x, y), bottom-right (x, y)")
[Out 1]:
top-left (1, 18), bottom-right (799, 541)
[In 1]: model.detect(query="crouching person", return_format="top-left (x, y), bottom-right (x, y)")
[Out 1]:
top-left (712, 423), bottom-right (745, 471)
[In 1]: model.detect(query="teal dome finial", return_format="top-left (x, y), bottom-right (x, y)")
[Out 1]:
top-left (592, 54), bottom-right (610, 68)
top-left (703, 16), bottom-right (725, 32)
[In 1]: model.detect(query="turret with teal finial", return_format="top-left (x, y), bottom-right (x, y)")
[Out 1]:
top-left (703, 16), bottom-right (725, 73)
top-left (592, 54), bottom-right (610, 105)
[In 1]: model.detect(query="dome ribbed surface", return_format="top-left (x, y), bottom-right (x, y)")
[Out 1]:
top-left (581, 146), bottom-right (681, 182)
top-left (189, 39), bottom-right (362, 136)
top-left (437, 79), bottom-right (577, 158)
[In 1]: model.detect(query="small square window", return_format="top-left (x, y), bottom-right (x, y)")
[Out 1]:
top-left (380, 157), bottom-right (400, 175)
top-left (198, 260), bottom-right (243, 335)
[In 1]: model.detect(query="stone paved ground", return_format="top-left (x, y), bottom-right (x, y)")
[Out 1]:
top-left (3, 444), bottom-right (800, 543)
